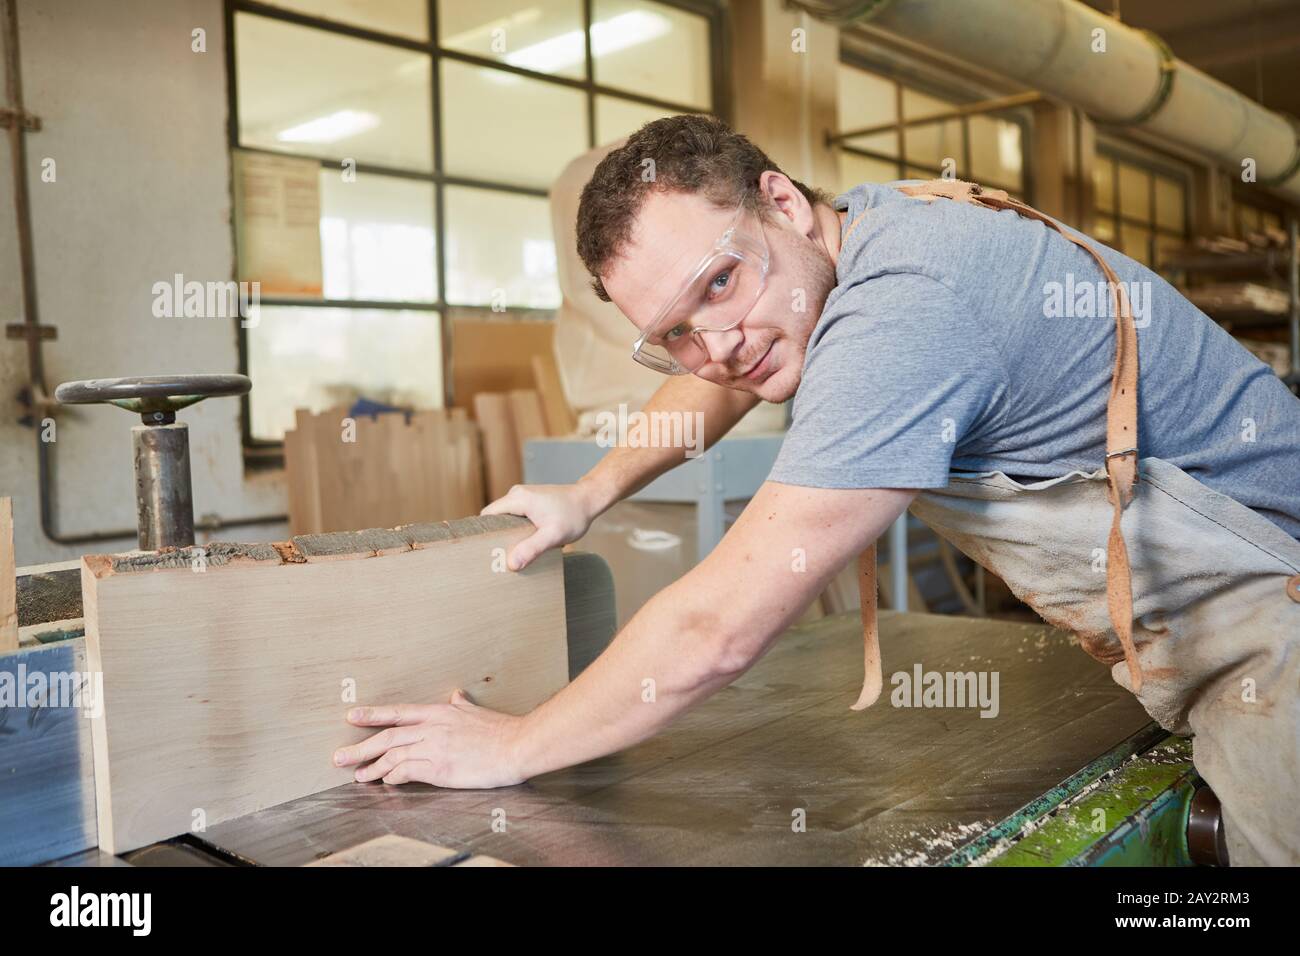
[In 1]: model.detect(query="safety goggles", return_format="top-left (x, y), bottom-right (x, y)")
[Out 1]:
top-left (631, 198), bottom-right (770, 375)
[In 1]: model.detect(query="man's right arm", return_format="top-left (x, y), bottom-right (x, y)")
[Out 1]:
top-left (481, 374), bottom-right (760, 569)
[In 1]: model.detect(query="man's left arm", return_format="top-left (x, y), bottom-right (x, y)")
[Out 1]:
top-left (334, 482), bottom-right (916, 787)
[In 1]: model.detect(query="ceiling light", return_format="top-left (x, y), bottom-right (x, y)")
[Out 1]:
top-left (277, 110), bottom-right (380, 144)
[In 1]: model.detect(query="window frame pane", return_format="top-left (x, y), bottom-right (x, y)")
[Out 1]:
top-left (835, 58), bottom-right (1029, 199)
top-left (228, 0), bottom-right (722, 450)
top-left (1094, 145), bottom-right (1191, 266)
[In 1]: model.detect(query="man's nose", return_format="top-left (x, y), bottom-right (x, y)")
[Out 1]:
top-left (697, 326), bottom-right (744, 365)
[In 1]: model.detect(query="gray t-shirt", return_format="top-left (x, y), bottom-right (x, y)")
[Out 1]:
top-left (768, 182), bottom-right (1300, 539)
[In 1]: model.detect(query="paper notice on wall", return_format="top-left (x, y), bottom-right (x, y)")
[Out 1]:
top-left (233, 150), bottom-right (323, 297)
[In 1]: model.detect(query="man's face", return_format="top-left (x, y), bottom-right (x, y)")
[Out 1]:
top-left (601, 189), bottom-right (837, 403)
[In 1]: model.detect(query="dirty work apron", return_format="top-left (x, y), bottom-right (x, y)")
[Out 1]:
top-left (847, 180), bottom-right (1300, 866)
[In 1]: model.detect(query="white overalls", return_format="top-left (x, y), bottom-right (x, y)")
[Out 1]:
top-left (849, 181), bottom-right (1300, 866)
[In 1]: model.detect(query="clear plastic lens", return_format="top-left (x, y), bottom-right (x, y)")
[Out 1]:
top-left (640, 253), bottom-right (765, 372)
top-left (633, 201), bottom-right (769, 374)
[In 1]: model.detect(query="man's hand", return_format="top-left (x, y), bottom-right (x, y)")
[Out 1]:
top-left (481, 482), bottom-right (601, 570)
top-left (334, 690), bottom-right (526, 789)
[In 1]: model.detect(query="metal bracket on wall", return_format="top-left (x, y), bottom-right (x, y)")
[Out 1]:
top-left (5, 321), bottom-right (55, 341)
top-left (0, 106), bottom-right (39, 131)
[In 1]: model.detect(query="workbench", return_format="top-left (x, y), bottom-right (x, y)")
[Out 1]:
top-left (9, 549), bottom-right (1206, 868)
top-left (108, 611), bottom-right (1178, 867)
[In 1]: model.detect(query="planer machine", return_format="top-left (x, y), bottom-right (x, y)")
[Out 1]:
top-left (1, 375), bottom-right (1226, 867)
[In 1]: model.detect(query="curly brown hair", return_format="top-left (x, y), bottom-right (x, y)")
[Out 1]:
top-left (575, 115), bottom-right (832, 302)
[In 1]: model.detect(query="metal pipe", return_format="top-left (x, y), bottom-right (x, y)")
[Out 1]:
top-left (37, 431), bottom-right (286, 547)
top-left (889, 513), bottom-right (908, 612)
top-left (800, 0), bottom-right (1300, 204)
top-left (3, 0), bottom-right (44, 393)
top-left (132, 424), bottom-right (195, 550)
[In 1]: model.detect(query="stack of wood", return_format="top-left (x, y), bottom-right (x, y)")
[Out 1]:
top-left (1244, 227), bottom-right (1289, 249)
top-left (1189, 230), bottom-right (1286, 255)
top-left (1185, 281), bottom-right (1290, 319)
top-left (1192, 235), bottom-right (1252, 256)
top-left (452, 318), bottom-right (577, 502)
top-left (474, 383), bottom-right (572, 501)
top-left (283, 407), bottom-right (484, 535)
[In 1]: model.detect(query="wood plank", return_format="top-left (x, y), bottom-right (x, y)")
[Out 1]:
top-left (453, 854), bottom-right (515, 866)
top-left (303, 834), bottom-right (514, 867)
top-left (82, 515), bottom-right (568, 855)
top-left (373, 412), bottom-right (406, 528)
top-left (287, 408), bottom-right (488, 533)
top-left (474, 392), bottom-right (520, 501)
top-left (317, 407), bottom-right (358, 533)
top-left (1, 498), bottom-right (16, 652)
top-left (460, 417), bottom-right (486, 515)
top-left (531, 354), bottom-right (576, 436)
top-left (508, 389), bottom-right (547, 451)
top-left (452, 318), bottom-right (554, 418)
top-left (0, 639), bottom-right (98, 865)
top-left (424, 411), bottom-right (448, 520)
top-left (305, 834), bottom-right (459, 867)
top-left (18, 616), bottom-right (84, 646)
top-left (283, 411), bottom-right (322, 536)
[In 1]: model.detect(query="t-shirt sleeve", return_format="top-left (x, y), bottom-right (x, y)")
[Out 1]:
top-left (767, 271), bottom-right (1009, 490)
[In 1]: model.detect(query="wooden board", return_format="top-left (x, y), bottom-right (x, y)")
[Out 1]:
top-left (0, 638), bottom-right (98, 865)
top-left (1, 498), bottom-right (16, 652)
top-left (474, 393), bottom-right (520, 501)
top-left (304, 834), bottom-right (514, 867)
top-left (531, 354), bottom-right (576, 436)
top-left (305, 834), bottom-right (459, 867)
top-left (283, 409), bottom-right (322, 536)
top-left (452, 318), bottom-right (554, 416)
top-left (18, 616), bottom-right (84, 646)
top-left (508, 389), bottom-right (547, 445)
top-left (284, 408), bottom-right (484, 535)
top-left (82, 516), bottom-right (568, 855)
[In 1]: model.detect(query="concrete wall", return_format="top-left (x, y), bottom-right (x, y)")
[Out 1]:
top-left (729, 0), bottom-right (839, 195)
top-left (1, 0), bottom-right (287, 567)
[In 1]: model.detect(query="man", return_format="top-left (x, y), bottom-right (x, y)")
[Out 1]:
top-left (334, 116), bottom-right (1300, 865)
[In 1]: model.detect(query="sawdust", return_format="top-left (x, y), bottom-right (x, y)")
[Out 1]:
top-left (860, 819), bottom-right (993, 867)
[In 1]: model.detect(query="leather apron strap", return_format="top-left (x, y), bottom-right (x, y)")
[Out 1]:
top-left (847, 180), bottom-right (1143, 711)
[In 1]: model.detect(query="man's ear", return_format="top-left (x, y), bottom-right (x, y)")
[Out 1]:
top-left (759, 170), bottom-right (816, 236)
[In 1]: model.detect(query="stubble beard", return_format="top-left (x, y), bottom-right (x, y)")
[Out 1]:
top-left (756, 238), bottom-right (838, 403)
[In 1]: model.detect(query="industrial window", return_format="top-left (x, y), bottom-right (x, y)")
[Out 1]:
top-left (1233, 199), bottom-right (1285, 240)
top-left (226, 0), bottom-right (720, 446)
top-left (835, 61), bottom-right (1027, 198)
top-left (1091, 150), bottom-right (1189, 269)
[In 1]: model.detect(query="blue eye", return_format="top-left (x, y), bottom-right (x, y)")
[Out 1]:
top-left (709, 270), bottom-right (733, 295)
top-left (664, 324), bottom-right (687, 342)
